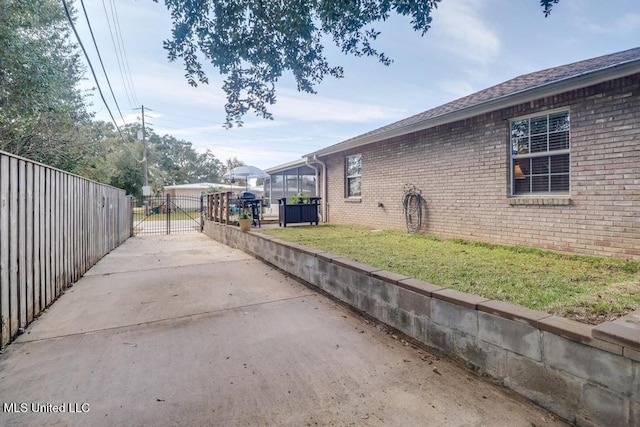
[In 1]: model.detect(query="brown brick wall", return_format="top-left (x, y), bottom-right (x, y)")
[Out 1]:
top-left (322, 75), bottom-right (640, 259)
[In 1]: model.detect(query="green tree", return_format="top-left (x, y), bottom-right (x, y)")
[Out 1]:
top-left (150, 133), bottom-right (223, 185)
top-left (152, 133), bottom-right (200, 184)
top-left (72, 121), bottom-right (122, 182)
top-left (82, 123), bottom-right (147, 197)
top-left (109, 153), bottom-right (145, 197)
top-left (0, 0), bottom-right (93, 169)
top-left (155, 0), bottom-right (561, 127)
top-left (192, 150), bottom-right (224, 183)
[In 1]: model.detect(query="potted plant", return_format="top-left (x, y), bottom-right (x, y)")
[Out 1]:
top-left (288, 192), bottom-right (309, 204)
top-left (278, 192), bottom-right (321, 227)
top-left (238, 210), bottom-right (252, 232)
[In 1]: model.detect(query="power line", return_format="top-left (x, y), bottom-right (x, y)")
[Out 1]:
top-left (78, 0), bottom-right (126, 125)
top-left (62, 0), bottom-right (143, 163)
top-left (100, 0), bottom-right (134, 108)
top-left (108, 0), bottom-right (139, 105)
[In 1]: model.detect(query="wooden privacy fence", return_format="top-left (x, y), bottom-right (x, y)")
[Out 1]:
top-left (0, 151), bottom-right (133, 346)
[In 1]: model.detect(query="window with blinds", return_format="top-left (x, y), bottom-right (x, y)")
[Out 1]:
top-left (345, 154), bottom-right (362, 197)
top-left (510, 111), bottom-right (570, 195)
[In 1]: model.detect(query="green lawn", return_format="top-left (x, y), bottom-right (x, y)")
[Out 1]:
top-left (258, 224), bottom-right (640, 325)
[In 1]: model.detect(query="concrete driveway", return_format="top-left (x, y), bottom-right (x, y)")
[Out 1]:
top-left (0, 233), bottom-right (566, 426)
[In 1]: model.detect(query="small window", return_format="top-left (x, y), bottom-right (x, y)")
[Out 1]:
top-left (510, 111), bottom-right (570, 195)
top-left (345, 154), bottom-right (361, 197)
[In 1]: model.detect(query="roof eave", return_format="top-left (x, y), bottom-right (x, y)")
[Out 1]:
top-left (265, 158), bottom-right (309, 174)
top-left (305, 61), bottom-right (640, 159)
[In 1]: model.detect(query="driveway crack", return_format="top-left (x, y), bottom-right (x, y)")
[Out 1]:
top-left (14, 293), bottom-right (317, 344)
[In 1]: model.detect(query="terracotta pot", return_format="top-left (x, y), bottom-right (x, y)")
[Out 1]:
top-left (238, 218), bottom-right (252, 232)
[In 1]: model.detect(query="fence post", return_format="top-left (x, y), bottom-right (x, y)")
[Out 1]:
top-left (225, 192), bottom-right (230, 225)
top-left (166, 193), bottom-right (170, 235)
top-left (129, 196), bottom-right (134, 237)
top-left (214, 193), bottom-right (218, 223)
top-left (200, 195), bottom-right (204, 232)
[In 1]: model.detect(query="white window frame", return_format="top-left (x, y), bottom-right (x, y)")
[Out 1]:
top-left (510, 109), bottom-right (570, 196)
top-left (345, 154), bottom-right (362, 198)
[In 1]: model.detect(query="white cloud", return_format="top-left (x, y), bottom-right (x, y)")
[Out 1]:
top-left (236, 120), bottom-right (286, 130)
top-left (585, 13), bottom-right (640, 34)
top-left (272, 90), bottom-right (407, 123)
top-left (153, 124), bottom-right (220, 138)
top-left (610, 12), bottom-right (640, 32)
top-left (439, 80), bottom-right (477, 99)
top-left (431, 0), bottom-right (500, 63)
top-left (195, 140), bottom-right (309, 169)
top-left (132, 69), bottom-right (227, 108)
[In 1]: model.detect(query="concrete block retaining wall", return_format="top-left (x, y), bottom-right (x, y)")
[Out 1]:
top-left (204, 222), bottom-right (640, 426)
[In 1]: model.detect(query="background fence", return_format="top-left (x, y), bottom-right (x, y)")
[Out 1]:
top-left (0, 150), bottom-right (133, 346)
top-left (133, 195), bottom-right (203, 235)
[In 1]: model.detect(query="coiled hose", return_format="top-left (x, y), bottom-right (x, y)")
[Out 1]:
top-left (402, 184), bottom-right (423, 233)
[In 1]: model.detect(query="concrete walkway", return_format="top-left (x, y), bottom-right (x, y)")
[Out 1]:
top-left (0, 234), bottom-right (567, 426)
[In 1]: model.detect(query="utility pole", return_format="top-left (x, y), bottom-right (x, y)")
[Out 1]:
top-left (135, 105), bottom-right (152, 196)
top-left (142, 105), bottom-right (148, 188)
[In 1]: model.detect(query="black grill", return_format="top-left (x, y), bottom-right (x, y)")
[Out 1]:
top-left (236, 192), bottom-right (261, 227)
top-left (239, 191), bottom-right (256, 200)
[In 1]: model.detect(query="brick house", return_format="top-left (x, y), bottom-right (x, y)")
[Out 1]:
top-left (301, 47), bottom-right (640, 260)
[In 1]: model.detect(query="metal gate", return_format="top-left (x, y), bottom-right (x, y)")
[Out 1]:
top-left (133, 195), bottom-right (203, 235)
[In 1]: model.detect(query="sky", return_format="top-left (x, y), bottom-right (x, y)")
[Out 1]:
top-left (74, 0), bottom-right (640, 172)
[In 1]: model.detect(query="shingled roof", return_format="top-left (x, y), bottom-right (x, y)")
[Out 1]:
top-left (307, 47), bottom-right (640, 158)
